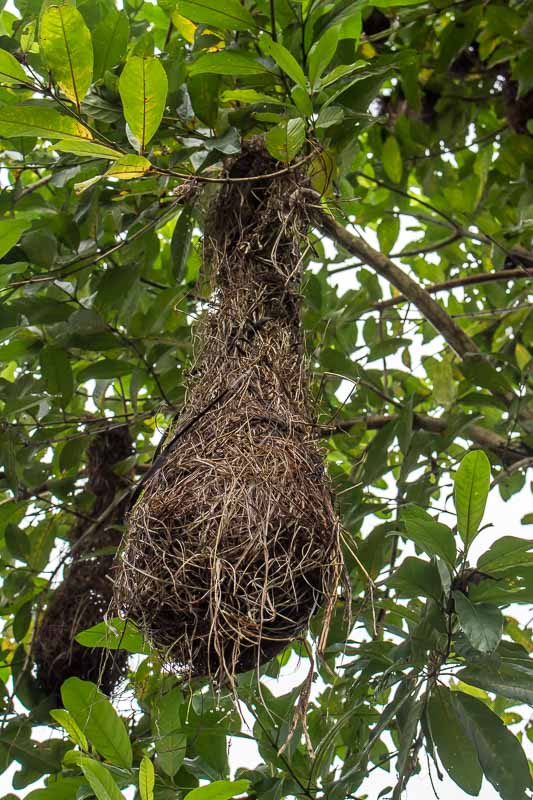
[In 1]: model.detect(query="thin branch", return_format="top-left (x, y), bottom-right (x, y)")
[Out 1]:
top-left (325, 413), bottom-right (531, 466)
top-left (309, 193), bottom-right (480, 359)
top-left (374, 267), bottom-right (533, 309)
top-left (14, 174), bottom-right (53, 200)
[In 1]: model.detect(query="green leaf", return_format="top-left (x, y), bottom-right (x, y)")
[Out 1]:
top-left (265, 118), bottom-right (305, 162)
top-left (61, 678), bottom-right (133, 768)
top-left (382, 136), bottom-right (403, 183)
top-left (39, 5), bottom-right (93, 108)
top-left (477, 536), bottom-right (533, 573)
top-left (54, 139), bottom-right (121, 159)
top-left (452, 691), bottom-right (532, 800)
top-left (184, 780), bottom-right (250, 800)
top-left (77, 359), bottom-right (135, 381)
top-left (377, 216), bottom-right (400, 254)
top-left (105, 154), bottom-right (151, 180)
top-left (139, 756), bottom-right (154, 800)
top-left (93, 10), bottom-right (130, 80)
top-left (40, 346), bottom-right (74, 406)
top-left (0, 105), bottom-right (92, 140)
top-left (80, 758), bottom-right (126, 800)
top-left (458, 661), bottom-right (533, 705)
top-left (308, 25), bottom-right (340, 90)
top-left (154, 687), bottom-right (186, 777)
top-left (259, 34), bottom-right (306, 88)
top-left (315, 105), bottom-right (344, 128)
top-left (454, 450), bottom-right (491, 549)
top-left (179, 0), bottom-right (255, 31)
top-left (0, 218), bottom-right (30, 259)
top-left (118, 56), bottom-right (168, 152)
top-left (49, 709), bottom-right (88, 751)
top-left (388, 556), bottom-right (441, 601)
top-left (0, 49), bottom-right (29, 85)
top-left (75, 618), bottom-right (151, 655)
top-left (454, 592), bottom-right (503, 653)
top-left (400, 506), bottom-right (456, 567)
top-left (428, 686), bottom-right (482, 796)
top-left (189, 51), bottom-right (268, 77)
top-left (171, 206), bottom-right (194, 281)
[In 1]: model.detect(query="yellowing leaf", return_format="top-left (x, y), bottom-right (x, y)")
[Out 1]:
top-left (118, 56), bottom-right (168, 152)
top-left (0, 49), bottom-right (28, 85)
top-left (105, 154), bottom-right (151, 180)
top-left (139, 756), bottom-right (154, 800)
top-left (0, 105), bottom-right (92, 140)
top-left (39, 5), bottom-right (93, 109)
top-left (265, 118), bottom-right (306, 162)
top-left (172, 12), bottom-right (196, 43)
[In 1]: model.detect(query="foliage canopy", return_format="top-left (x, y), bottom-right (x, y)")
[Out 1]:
top-left (0, 0), bottom-right (532, 799)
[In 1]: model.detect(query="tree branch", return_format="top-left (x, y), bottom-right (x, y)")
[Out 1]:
top-left (374, 267), bottom-right (533, 309)
top-left (308, 195), bottom-right (533, 420)
top-left (326, 413), bottom-right (531, 466)
top-left (309, 195), bottom-right (480, 360)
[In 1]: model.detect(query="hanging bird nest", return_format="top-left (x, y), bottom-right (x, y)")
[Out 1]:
top-left (33, 425), bottom-right (133, 698)
top-left (114, 140), bottom-right (343, 682)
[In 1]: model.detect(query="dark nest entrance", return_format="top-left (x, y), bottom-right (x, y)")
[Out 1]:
top-left (114, 141), bottom-right (343, 683)
top-left (33, 426), bottom-right (132, 698)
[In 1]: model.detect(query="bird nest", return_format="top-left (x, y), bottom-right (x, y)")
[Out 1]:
top-left (33, 426), bottom-right (132, 698)
top-left (114, 140), bottom-right (343, 682)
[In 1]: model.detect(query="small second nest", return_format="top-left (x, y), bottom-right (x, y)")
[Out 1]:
top-left (114, 141), bottom-right (342, 681)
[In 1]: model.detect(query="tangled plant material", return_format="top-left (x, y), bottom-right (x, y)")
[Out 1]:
top-left (115, 141), bottom-right (343, 682)
top-left (33, 426), bottom-right (132, 698)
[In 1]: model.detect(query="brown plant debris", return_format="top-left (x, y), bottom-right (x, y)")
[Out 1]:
top-left (114, 139), bottom-right (343, 683)
top-left (33, 426), bottom-right (133, 698)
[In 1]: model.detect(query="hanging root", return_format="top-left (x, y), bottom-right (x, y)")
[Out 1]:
top-left (33, 426), bottom-right (132, 698)
top-left (114, 139), bottom-right (343, 683)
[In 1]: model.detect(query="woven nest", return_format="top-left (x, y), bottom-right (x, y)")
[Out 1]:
top-left (33, 426), bottom-right (132, 698)
top-left (114, 141), bottom-right (343, 682)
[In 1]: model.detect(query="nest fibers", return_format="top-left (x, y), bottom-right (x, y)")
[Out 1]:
top-left (33, 426), bottom-right (132, 697)
top-left (114, 141), bottom-right (343, 682)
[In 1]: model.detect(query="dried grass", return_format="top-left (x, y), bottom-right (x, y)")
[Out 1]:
top-left (114, 140), bottom-right (343, 683)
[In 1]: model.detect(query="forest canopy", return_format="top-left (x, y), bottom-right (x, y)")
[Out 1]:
top-left (0, 1), bottom-right (532, 799)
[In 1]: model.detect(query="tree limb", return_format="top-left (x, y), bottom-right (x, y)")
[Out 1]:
top-left (374, 267), bottom-right (533, 309)
top-left (326, 413), bottom-right (531, 465)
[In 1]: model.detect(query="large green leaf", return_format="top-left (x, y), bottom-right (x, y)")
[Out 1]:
top-left (387, 557), bottom-right (441, 601)
top-left (454, 592), bottom-right (503, 653)
top-left (184, 781), bottom-right (250, 800)
top-left (265, 118), bottom-right (305, 162)
top-left (189, 51), bottom-right (268, 77)
top-left (0, 105), bottom-right (92, 140)
top-left (458, 661), bottom-right (533, 705)
top-left (452, 691), bottom-right (532, 800)
top-left (118, 56), bottom-right (168, 152)
top-left (0, 49), bottom-right (29, 84)
top-left (75, 618), bottom-right (152, 655)
top-left (80, 758), bottom-right (126, 800)
top-left (61, 678), bottom-right (133, 768)
top-left (93, 9), bottom-right (130, 80)
top-left (400, 506), bottom-right (456, 566)
top-left (259, 34), bottom-right (306, 88)
top-left (0, 219), bottom-right (31, 259)
top-left (428, 686), bottom-right (482, 796)
top-left (54, 139), bottom-right (121, 159)
top-left (308, 25), bottom-right (339, 90)
top-left (39, 5), bottom-right (93, 108)
top-left (477, 536), bottom-right (533, 573)
top-left (77, 359), bottom-right (135, 381)
top-left (170, 206), bottom-right (194, 281)
top-left (155, 687), bottom-right (186, 777)
top-left (454, 450), bottom-right (491, 549)
top-left (40, 346), bottom-right (74, 406)
top-left (178, 0), bottom-right (255, 31)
